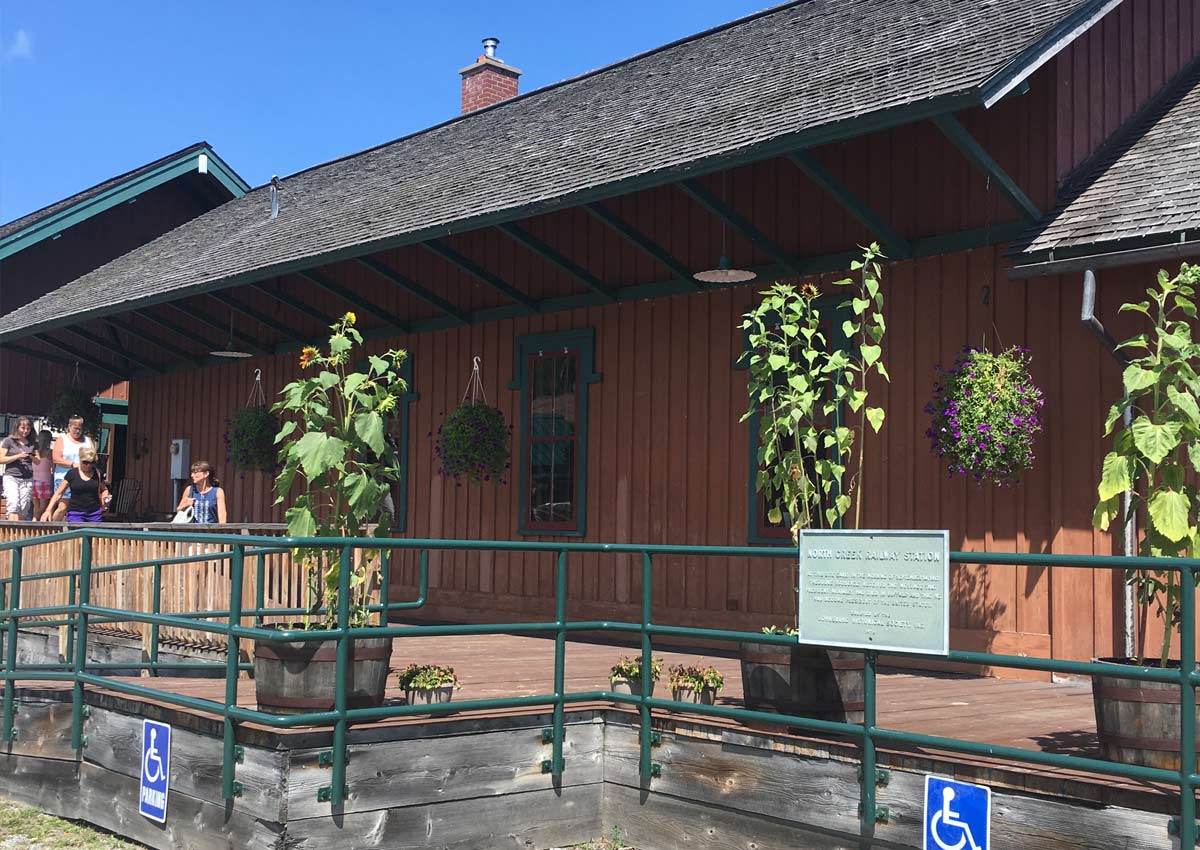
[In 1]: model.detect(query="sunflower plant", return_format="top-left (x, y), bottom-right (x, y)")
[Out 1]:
top-left (273, 312), bottom-right (408, 629)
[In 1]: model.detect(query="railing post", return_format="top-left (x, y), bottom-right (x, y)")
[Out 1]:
top-left (379, 548), bottom-right (390, 626)
top-left (329, 545), bottom-right (352, 806)
top-left (639, 551), bottom-right (654, 782)
top-left (1, 548), bottom-right (22, 742)
top-left (70, 535), bottom-right (92, 750)
top-left (1180, 563), bottom-right (1196, 848)
top-left (254, 553), bottom-right (266, 629)
top-left (551, 550), bottom-right (568, 778)
top-left (222, 544), bottom-right (245, 800)
top-left (860, 649), bottom-right (879, 838)
top-left (149, 562), bottom-right (162, 677)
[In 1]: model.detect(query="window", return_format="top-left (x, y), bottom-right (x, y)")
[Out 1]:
top-left (741, 295), bottom-right (849, 544)
top-left (511, 329), bottom-right (599, 536)
top-left (392, 355), bottom-right (417, 534)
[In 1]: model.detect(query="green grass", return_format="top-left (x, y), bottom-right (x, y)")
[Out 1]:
top-left (0, 802), bottom-right (145, 850)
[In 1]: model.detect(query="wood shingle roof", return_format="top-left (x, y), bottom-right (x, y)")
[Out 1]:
top-left (0, 0), bottom-right (1110, 340)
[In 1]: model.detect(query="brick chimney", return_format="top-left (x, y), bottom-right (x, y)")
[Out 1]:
top-left (459, 37), bottom-right (522, 114)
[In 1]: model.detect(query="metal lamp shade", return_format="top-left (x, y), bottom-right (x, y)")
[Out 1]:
top-left (693, 255), bottom-right (756, 284)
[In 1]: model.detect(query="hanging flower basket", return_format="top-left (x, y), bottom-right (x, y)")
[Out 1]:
top-left (45, 388), bottom-right (102, 437)
top-left (434, 356), bottom-right (510, 485)
top-left (924, 345), bottom-right (1044, 484)
top-left (225, 406), bottom-right (279, 473)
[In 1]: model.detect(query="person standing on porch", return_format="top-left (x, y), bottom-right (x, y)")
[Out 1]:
top-left (175, 460), bottom-right (227, 524)
top-left (50, 415), bottom-right (95, 522)
top-left (31, 430), bottom-right (54, 520)
top-left (41, 446), bottom-right (109, 523)
top-left (0, 416), bottom-right (36, 520)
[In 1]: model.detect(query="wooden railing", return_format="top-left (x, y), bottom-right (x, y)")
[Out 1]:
top-left (0, 522), bottom-right (311, 652)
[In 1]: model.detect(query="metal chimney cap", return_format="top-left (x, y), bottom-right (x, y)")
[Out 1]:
top-left (482, 37), bottom-right (500, 59)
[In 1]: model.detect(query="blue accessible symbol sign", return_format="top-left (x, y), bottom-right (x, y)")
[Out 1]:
top-left (924, 775), bottom-right (990, 850)
top-left (139, 718), bottom-right (171, 823)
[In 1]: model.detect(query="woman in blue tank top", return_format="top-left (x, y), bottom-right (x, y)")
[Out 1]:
top-left (176, 460), bottom-right (227, 524)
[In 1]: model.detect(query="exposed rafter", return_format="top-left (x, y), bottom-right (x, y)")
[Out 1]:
top-left (254, 281), bottom-right (340, 329)
top-left (1, 341), bottom-right (80, 369)
top-left (64, 325), bottom-right (135, 370)
top-left (105, 316), bottom-right (202, 365)
top-left (932, 114), bottom-right (1041, 223)
top-left (497, 222), bottom-right (618, 302)
top-left (208, 291), bottom-right (302, 343)
top-left (677, 178), bottom-right (805, 278)
top-left (422, 239), bottom-right (539, 312)
top-left (356, 256), bottom-right (470, 325)
top-left (786, 152), bottom-right (912, 258)
top-left (32, 333), bottom-right (126, 379)
top-left (296, 269), bottom-right (411, 333)
top-left (172, 302), bottom-right (269, 355)
top-left (582, 203), bottom-right (699, 290)
top-left (133, 308), bottom-right (223, 352)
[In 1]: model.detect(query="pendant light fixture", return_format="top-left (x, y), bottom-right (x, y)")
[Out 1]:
top-left (210, 307), bottom-right (252, 358)
top-left (694, 171), bottom-right (756, 284)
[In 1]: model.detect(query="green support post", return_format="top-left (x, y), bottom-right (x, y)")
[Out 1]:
top-left (64, 565), bottom-right (76, 667)
top-left (1180, 566), bottom-right (1196, 849)
top-left (150, 563), bottom-right (162, 677)
top-left (860, 650), bottom-right (881, 835)
top-left (222, 545), bottom-right (245, 799)
top-left (71, 537), bottom-right (93, 750)
top-left (551, 550), bottom-right (568, 777)
top-left (639, 552), bottom-right (654, 782)
top-left (379, 549), bottom-right (390, 626)
top-left (254, 554), bottom-right (265, 630)
top-left (329, 546), bottom-right (353, 806)
top-left (1, 548), bottom-right (21, 741)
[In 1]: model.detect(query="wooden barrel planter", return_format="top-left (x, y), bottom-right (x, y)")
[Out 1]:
top-left (254, 635), bottom-right (393, 716)
top-left (1092, 658), bottom-right (1200, 772)
top-left (739, 643), bottom-right (864, 724)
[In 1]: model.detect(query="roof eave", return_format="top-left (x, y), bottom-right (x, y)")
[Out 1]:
top-left (0, 145), bottom-right (250, 261)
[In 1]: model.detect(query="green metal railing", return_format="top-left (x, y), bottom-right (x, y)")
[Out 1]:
top-left (0, 528), bottom-right (1197, 845)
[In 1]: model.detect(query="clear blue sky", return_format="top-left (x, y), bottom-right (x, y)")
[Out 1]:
top-left (0, 1), bottom-right (770, 223)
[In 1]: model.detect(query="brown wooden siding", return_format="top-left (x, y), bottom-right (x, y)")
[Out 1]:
top-left (1055, 0), bottom-right (1200, 183)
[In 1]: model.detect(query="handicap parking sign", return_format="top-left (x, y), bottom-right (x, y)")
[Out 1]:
top-left (139, 719), bottom-right (171, 823)
top-left (924, 775), bottom-right (990, 850)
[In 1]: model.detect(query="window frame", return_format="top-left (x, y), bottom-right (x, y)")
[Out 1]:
top-left (510, 328), bottom-right (601, 537)
top-left (739, 294), bottom-right (851, 544)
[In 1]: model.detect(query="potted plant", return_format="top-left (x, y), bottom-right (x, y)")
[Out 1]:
top-left (225, 405), bottom-right (278, 474)
top-left (1093, 262), bottom-right (1200, 770)
top-left (925, 345), bottom-right (1044, 484)
top-left (252, 312), bottom-right (408, 717)
top-left (608, 655), bottom-right (662, 697)
top-left (434, 402), bottom-right (510, 484)
top-left (45, 388), bottom-right (102, 438)
top-left (667, 663), bottom-right (724, 705)
top-left (397, 663), bottom-right (461, 707)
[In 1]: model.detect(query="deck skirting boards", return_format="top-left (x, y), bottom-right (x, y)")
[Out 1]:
top-left (0, 692), bottom-right (1178, 850)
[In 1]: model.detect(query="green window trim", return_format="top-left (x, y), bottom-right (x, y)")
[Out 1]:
top-left (395, 355), bottom-right (417, 534)
top-left (740, 295), bottom-right (850, 545)
top-left (509, 328), bottom-right (601, 537)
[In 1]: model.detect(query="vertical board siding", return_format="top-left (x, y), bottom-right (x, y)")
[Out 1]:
top-left (1055, 0), bottom-right (1200, 183)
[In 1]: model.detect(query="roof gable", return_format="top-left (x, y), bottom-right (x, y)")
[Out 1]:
top-left (0, 143), bottom-right (249, 261)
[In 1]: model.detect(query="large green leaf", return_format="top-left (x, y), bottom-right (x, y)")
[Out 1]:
top-left (861, 344), bottom-right (881, 367)
top-left (1122, 365), bottom-right (1158, 393)
top-left (1168, 385), bottom-right (1200, 425)
top-left (1131, 417), bottom-right (1182, 464)
top-left (1189, 441), bottom-right (1200, 475)
top-left (284, 504), bottom-right (317, 538)
top-left (1097, 452), bottom-right (1133, 501)
top-left (354, 411), bottom-right (386, 456)
top-left (294, 431), bottom-right (348, 480)
top-left (1092, 496), bottom-right (1119, 532)
top-left (865, 407), bottom-right (885, 433)
top-left (1148, 489), bottom-right (1191, 542)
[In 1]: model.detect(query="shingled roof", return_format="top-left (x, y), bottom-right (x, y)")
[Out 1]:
top-left (1012, 57), bottom-right (1200, 260)
top-left (0, 0), bottom-right (1113, 341)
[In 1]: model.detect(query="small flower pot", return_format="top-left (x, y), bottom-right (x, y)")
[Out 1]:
top-left (609, 676), bottom-right (655, 698)
top-left (671, 686), bottom-right (717, 705)
top-left (405, 685), bottom-right (456, 707)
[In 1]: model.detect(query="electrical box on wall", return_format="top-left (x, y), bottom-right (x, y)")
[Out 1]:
top-left (169, 438), bottom-right (190, 479)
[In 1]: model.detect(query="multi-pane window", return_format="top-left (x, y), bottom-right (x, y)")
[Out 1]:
top-left (528, 351), bottom-right (579, 530)
top-left (513, 329), bottom-right (597, 536)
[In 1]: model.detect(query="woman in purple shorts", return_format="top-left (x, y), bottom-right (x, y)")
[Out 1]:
top-left (41, 446), bottom-right (110, 522)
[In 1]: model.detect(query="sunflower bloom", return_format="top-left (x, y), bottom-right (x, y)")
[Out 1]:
top-left (344, 311), bottom-right (357, 325)
top-left (299, 346), bottom-right (319, 368)
top-left (799, 282), bottom-right (820, 300)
